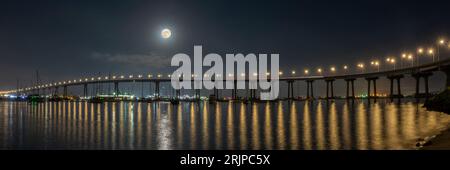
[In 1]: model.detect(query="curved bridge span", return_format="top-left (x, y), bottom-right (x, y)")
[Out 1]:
top-left (7, 58), bottom-right (450, 100)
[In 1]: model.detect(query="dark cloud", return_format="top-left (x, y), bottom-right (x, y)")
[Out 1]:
top-left (91, 52), bottom-right (170, 68)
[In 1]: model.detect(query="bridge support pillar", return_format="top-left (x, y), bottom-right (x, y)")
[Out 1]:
top-left (63, 85), bottom-right (68, 98)
top-left (345, 78), bottom-right (356, 99)
top-left (412, 72), bottom-right (433, 98)
top-left (83, 83), bottom-right (88, 98)
top-left (213, 87), bottom-right (218, 98)
top-left (441, 65), bottom-right (450, 90)
top-left (249, 89), bottom-right (257, 100)
top-left (195, 89), bottom-right (200, 101)
top-left (114, 82), bottom-right (119, 96)
top-left (155, 81), bottom-right (160, 100)
top-left (175, 89), bottom-right (181, 100)
top-left (397, 78), bottom-right (402, 98)
top-left (54, 87), bottom-right (59, 96)
top-left (365, 77), bottom-right (379, 98)
top-left (387, 75), bottom-right (404, 98)
top-left (287, 80), bottom-right (294, 100)
top-left (414, 75), bottom-right (420, 97)
top-left (215, 88), bottom-right (220, 99)
top-left (306, 80), bottom-right (314, 99)
top-left (325, 79), bottom-right (335, 99)
top-left (232, 80), bottom-right (238, 100)
top-left (306, 81), bottom-right (309, 98)
top-left (425, 75), bottom-right (430, 97)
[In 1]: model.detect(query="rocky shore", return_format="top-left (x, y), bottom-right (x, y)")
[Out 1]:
top-left (421, 91), bottom-right (450, 149)
top-left (420, 128), bottom-right (450, 150)
top-left (424, 90), bottom-right (450, 113)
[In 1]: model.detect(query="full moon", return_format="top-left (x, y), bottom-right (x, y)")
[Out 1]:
top-left (161, 28), bottom-right (172, 39)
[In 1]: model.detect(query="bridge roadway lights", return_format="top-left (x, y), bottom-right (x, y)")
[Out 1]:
top-left (387, 75), bottom-right (404, 98)
top-left (345, 78), bottom-right (356, 99)
top-left (287, 80), bottom-right (295, 100)
top-left (365, 77), bottom-right (379, 98)
top-left (325, 79), bottom-right (335, 99)
top-left (306, 80), bottom-right (314, 99)
top-left (412, 72), bottom-right (433, 98)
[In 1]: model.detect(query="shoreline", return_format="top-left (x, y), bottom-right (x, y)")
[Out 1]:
top-left (420, 126), bottom-right (450, 150)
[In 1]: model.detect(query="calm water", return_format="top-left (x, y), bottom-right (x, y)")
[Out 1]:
top-left (1, 99), bottom-right (450, 150)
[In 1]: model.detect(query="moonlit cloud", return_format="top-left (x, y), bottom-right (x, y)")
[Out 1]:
top-left (91, 52), bottom-right (171, 68)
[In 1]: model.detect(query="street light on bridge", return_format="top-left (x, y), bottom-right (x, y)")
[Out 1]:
top-left (317, 68), bottom-right (322, 75)
top-left (304, 69), bottom-right (309, 75)
top-left (407, 54), bottom-right (414, 67)
top-left (357, 63), bottom-right (365, 73)
top-left (438, 38), bottom-right (446, 61)
top-left (330, 66), bottom-right (336, 73)
top-left (418, 48), bottom-right (424, 54)
top-left (291, 70), bottom-right (296, 76)
top-left (252, 73), bottom-right (258, 80)
top-left (342, 65), bottom-right (348, 74)
top-left (386, 57), bottom-right (396, 70)
top-left (417, 48), bottom-right (424, 66)
top-left (370, 60), bottom-right (380, 72)
top-left (428, 48), bottom-right (435, 62)
top-left (401, 53), bottom-right (408, 68)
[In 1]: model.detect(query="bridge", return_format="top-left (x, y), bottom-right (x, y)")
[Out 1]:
top-left (3, 56), bottom-right (450, 101)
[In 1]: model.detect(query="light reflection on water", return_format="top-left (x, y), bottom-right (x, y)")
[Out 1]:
top-left (1, 99), bottom-right (450, 150)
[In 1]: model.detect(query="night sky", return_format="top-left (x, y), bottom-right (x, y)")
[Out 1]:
top-left (1, 0), bottom-right (450, 94)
